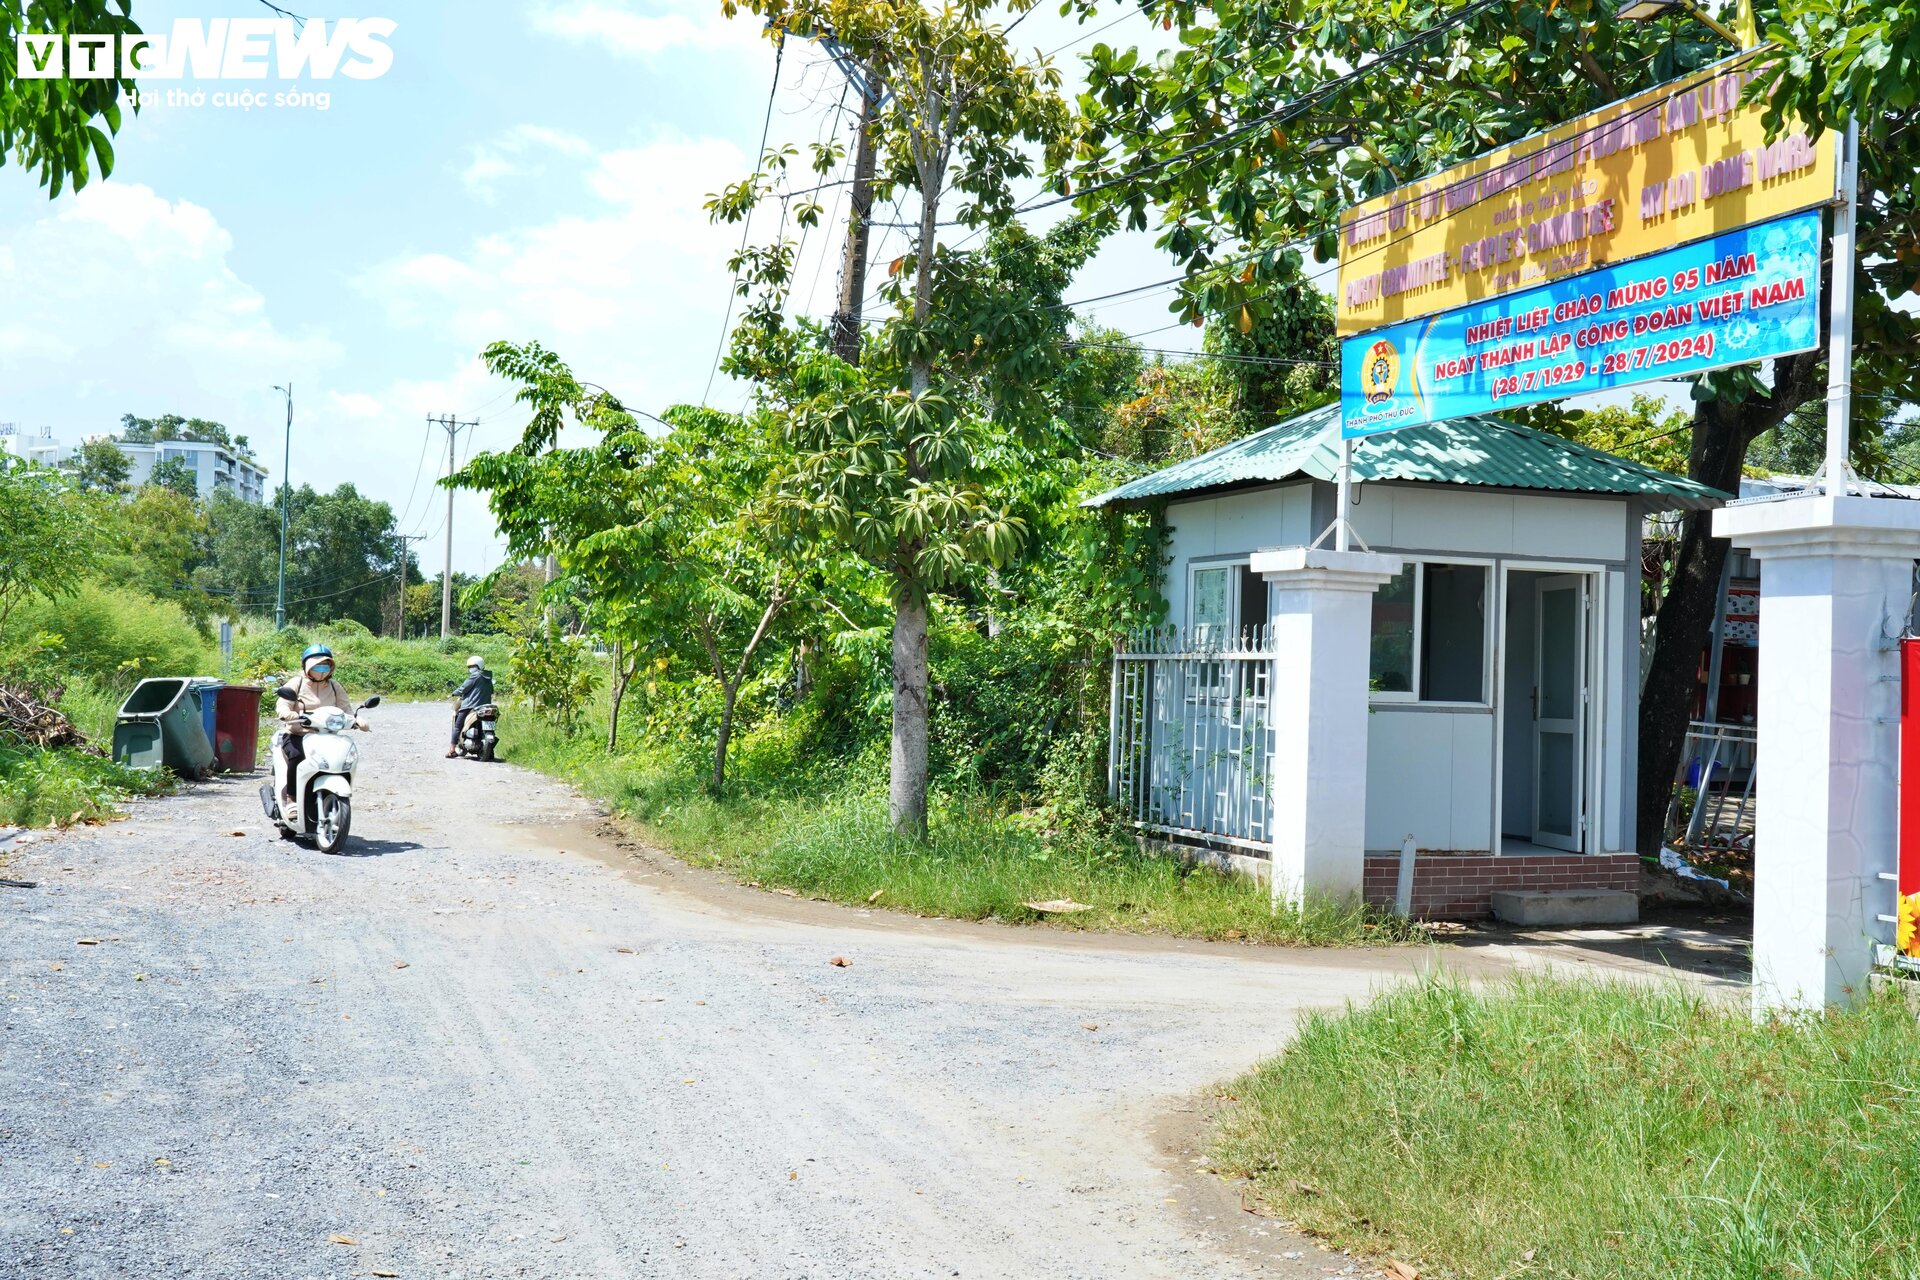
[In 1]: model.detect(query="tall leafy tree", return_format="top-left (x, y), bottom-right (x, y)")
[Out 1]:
top-left (452, 341), bottom-right (827, 790)
top-left (712, 0), bottom-right (1076, 834)
top-left (61, 438), bottom-right (132, 493)
top-left (1, 0), bottom-right (137, 196)
top-left (1067, 0), bottom-right (1918, 850)
top-left (0, 459), bottom-right (99, 633)
top-left (197, 485), bottom-right (401, 629)
top-left (148, 456), bottom-right (197, 497)
top-left (106, 484), bottom-right (214, 625)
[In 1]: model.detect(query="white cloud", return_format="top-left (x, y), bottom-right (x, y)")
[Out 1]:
top-left (0, 182), bottom-right (337, 409)
top-left (528, 0), bottom-right (762, 57)
top-left (362, 132), bottom-right (749, 414)
top-left (458, 123), bottom-right (597, 200)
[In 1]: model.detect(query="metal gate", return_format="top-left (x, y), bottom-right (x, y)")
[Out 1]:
top-left (1108, 628), bottom-right (1277, 850)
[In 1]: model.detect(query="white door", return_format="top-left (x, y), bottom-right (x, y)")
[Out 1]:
top-left (1531, 574), bottom-right (1587, 852)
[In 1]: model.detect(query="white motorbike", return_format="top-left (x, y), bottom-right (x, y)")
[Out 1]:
top-left (259, 692), bottom-right (382, 854)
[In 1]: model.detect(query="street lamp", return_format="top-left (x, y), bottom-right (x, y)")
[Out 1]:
top-left (272, 383), bottom-right (292, 629)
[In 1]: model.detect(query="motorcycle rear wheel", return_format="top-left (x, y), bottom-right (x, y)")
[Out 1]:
top-left (314, 793), bottom-right (352, 854)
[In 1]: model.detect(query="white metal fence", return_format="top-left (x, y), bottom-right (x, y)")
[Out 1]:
top-left (1109, 627), bottom-right (1278, 851)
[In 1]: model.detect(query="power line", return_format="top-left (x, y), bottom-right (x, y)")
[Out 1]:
top-left (390, 419), bottom-right (436, 533)
top-left (705, 29), bottom-right (789, 405)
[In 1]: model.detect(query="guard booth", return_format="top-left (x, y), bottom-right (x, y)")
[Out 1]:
top-left (1091, 406), bottom-right (1726, 917)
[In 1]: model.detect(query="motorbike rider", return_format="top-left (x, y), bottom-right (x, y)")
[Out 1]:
top-left (448, 655), bottom-right (494, 758)
top-left (276, 645), bottom-right (369, 809)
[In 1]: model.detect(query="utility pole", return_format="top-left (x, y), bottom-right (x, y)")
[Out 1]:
top-left (390, 532), bottom-right (424, 639)
top-left (792, 24), bottom-right (886, 366)
top-left (427, 413), bottom-right (478, 639)
top-left (831, 89), bottom-right (879, 365)
top-left (272, 383), bottom-right (293, 629)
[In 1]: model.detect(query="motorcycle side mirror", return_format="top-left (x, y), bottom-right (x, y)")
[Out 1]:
top-left (362, 695), bottom-right (383, 709)
top-left (275, 685), bottom-right (298, 702)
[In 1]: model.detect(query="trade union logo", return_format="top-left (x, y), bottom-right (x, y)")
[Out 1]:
top-left (1361, 338), bottom-right (1401, 405)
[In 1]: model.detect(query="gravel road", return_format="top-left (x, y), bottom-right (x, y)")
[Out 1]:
top-left (2, 700), bottom-right (1493, 1279)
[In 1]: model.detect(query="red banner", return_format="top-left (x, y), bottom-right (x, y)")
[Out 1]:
top-left (1901, 639), bottom-right (1920, 897)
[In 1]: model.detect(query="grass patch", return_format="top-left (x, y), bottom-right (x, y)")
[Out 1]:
top-left (0, 744), bottom-right (172, 831)
top-left (1211, 973), bottom-right (1920, 1279)
top-left (503, 711), bottom-right (1423, 948)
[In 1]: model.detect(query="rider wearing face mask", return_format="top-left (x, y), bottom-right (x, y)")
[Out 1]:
top-left (277, 645), bottom-right (367, 806)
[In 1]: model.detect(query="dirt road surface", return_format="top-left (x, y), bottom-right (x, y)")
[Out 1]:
top-left (4, 702), bottom-right (1509, 1278)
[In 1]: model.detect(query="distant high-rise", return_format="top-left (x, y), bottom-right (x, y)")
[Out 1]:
top-left (0, 422), bottom-right (269, 503)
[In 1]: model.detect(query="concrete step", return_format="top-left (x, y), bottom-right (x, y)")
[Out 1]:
top-left (1490, 888), bottom-right (1639, 926)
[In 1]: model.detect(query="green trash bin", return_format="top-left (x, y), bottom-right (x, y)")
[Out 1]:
top-left (112, 678), bottom-right (216, 776)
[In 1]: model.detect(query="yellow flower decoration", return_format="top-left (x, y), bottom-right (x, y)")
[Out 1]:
top-left (1900, 892), bottom-right (1920, 958)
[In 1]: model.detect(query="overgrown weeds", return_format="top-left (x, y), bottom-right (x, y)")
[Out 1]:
top-left (1212, 973), bottom-right (1920, 1279)
top-left (0, 744), bottom-right (171, 831)
top-left (505, 709), bottom-right (1423, 948)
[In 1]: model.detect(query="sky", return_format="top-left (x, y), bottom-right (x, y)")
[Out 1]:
top-left (0, 0), bottom-right (1203, 578)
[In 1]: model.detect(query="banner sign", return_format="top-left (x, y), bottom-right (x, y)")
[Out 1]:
top-left (1336, 53), bottom-right (1837, 337)
top-left (1341, 211), bottom-right (1820, 438)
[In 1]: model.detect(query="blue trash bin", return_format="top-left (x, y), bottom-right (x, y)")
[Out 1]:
top-left (189, 678), bottom-right (224, 751)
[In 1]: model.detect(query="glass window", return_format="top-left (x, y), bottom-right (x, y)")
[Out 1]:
top-left (1369, 567), bottom-right (1415, 694)
top-left (1369, 562), bottom-right (1489, 703)
top-left (1420, 564), bottom-right (1487, 702)
top-left (1191, 567), bottom-right (1230, 645)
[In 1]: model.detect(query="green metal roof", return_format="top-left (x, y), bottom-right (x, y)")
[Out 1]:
top-left (1084, 404), bottom-right (1729, 511)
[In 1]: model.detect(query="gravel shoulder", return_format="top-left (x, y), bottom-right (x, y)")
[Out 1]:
top-left (5, 701), bottom-right (1499, 1279)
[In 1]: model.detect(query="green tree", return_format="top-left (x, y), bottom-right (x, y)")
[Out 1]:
top-left (0, 459), bottom-right (99, 633)
top-left (105, 484), bottom-right (214, 626)
top-left (198, 485), bottom-right (401, 630)
top-left (1068, 0), bottom-right (1913, 851)
top-left (711, 2), bottom-right (1075, 834)
top-left (148, 456), bottom-right (198, 497)
top-left (453, 343), bottom-right (824, 791)
top-left (119, 413), bottom-right (238, 451)
top-left (1, 0), bottom-right (137, 196)
top-left (61, 437), bottom-right (132, 493)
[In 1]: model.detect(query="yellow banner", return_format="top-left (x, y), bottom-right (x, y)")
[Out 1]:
top-left (1336, 54), bottom-right (1837, 336)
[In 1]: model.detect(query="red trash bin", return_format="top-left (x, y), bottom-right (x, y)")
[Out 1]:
top-left (212, 685), bottom-right (265, 773)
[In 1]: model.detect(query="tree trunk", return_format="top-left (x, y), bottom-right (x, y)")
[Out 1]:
top-left (1634, 385), bottom-right (1802, 853)
top-left (712, 681), bottom-right (738, 796)
top-left (889, 588), bottom-right (930, 838)
top-left (608, 642), bottom-right (638, 754)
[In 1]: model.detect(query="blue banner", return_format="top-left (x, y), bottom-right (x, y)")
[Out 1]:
top-left (1341, 211), bottom-right (1823, 438)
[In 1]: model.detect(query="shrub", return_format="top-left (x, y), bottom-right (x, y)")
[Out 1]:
top-left (230, 622), bottom-right (510, 700)
top-left (0, 744), bottom-right (171, 829)
top-left (0, 581), bottom-right (215, 692)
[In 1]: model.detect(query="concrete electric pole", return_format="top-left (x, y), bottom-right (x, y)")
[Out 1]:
top-left (390, 531), bottom-right (425, 638)
top-left (427, 413), bottom-right (478, 639)
top-left (272, 383), bottom-right (293, 629)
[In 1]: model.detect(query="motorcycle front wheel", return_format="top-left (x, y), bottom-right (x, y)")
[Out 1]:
top-left (314, 793), bottom-right (352, 854)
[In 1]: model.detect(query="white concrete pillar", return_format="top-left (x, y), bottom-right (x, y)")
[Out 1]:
top-left (1714, 494), bottom-right (1920, 1011)
top-left (1252, 545), bottom-right (1403, 909)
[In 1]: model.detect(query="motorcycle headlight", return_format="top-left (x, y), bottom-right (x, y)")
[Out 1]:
top-left (315, 709), bottom-right (350, 733)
